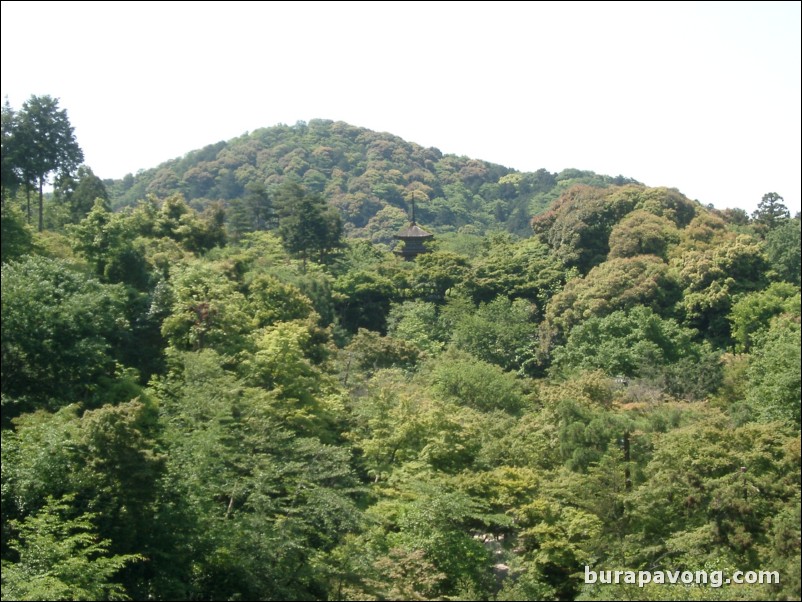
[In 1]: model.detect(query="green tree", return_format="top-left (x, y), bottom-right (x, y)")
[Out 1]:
top-left (1, 256), bottom-right (129, 422)
top-left (341, 473), bottom-right (498, 599)
top-left (513, 495), bottom-right (604, 599)
top-left (242, 320), bottom-right (333, 414)
top-left (607, 209), bottom-right (679, 260)
top-left (674, 235), bottom-right (769, 342)
top-left (729, 282), bottom-right (800, 352)
top-left (409, 250), bottom-right (470, 302)
top-left (541, 255), bottom-right (677, 356)
top-left (160, 260), bottom-right (250, 354)
top-left (721, 206), bottom-right (751, 226)
top-left (1, 401), bottom-right (166, 599)
top-left (765, 215), bottom-right (801, 284)
top-left (70, 199), bottom-right (150, 289)
top-left (387, 300), bottom-right (446, 355)
top-left (2, 495), bottom-right (141, 601)
top-left (1, 204), bottom-right (34, 262)
top-left (627, 415), bottom-right (800, 586)
top-left (227, 180), bottom-right (274, 238)
top-left (74, 401), bottom-right (166, 562)
top-left (59, 165), bottom-right (110, 223)
top-left (465, 234), bottom-right (566, 309)
top-left (16, 95), bottom-right (84, 231)
top-left (448, 295), bottom-right (537, 373)
top-left (244, 273), bottom-right (315, 328)
top-left (145, 193), bottom-right (226, 253)
top-left (389, 479), bottom-right (495, 595)
top-left (532, 185), bottom-right (695, 273)
top-left (428, 350), bottom-right (528, 414)
top-left (1, 97), bottom-right (20, 203)
top-left (154, 349), bottom-right (360, 600)
top-left (743, 319), bottom-right (801, 427)
top-left (752, 192), bottom-right (790, 231)
top-left (341, 329), bottom-right (422, 381)
top-left (551, 306), bottom-right (700, 378)
top-left (276, 181), bottom-right (343, 269)
top-left (333, 270), bottom-right (396, 333)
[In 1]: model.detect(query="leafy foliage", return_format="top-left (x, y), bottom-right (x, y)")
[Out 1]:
top-left (10, 95), bottom-right (84, 231)
top-left (742, 319), bottom-right (802, 427)
top-left (3, 495), bottom-right (141, 601)
top-left (729, 282), bottom-right (800, 352)
top-left (541, 255), bottom-right (677, 355)
top-left (1, 256), bottom-right (129, 421)
top-left (551, 306), bottom-right (701, 378)
top-left (428, 350), bottom-right (529, 414)
top-left (448, 295), bottom-right (538, 373)
top-left (752, 192), bottom-right (790, 231)
top-left (106, 120), bottom-right (638, 241)
top-left (276, 180), bottom-right (343, 267)
top-left (765, 215), bottom-right (801, 284)
top-left (673, 235), bottom-right (769, 342)
top-left (532, 185), bottom-right (692, 273)
top-left (1, 204), bottom-right (34, 262)
top-left (2, 114), bottom-right (800, 601)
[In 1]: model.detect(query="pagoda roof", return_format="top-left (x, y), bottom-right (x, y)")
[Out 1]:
top-left (394, 223), bottom-right (433, 239)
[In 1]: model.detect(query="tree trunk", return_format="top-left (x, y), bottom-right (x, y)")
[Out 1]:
top-left (38, 178), bottom-right (44, 232)
top-left (26, 186), bottom-right (32, 224)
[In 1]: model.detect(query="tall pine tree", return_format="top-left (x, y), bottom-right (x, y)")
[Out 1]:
top-left (276, 181), bottom-right (342, 269)
top-left (16, 95), bottom-right (83, 231)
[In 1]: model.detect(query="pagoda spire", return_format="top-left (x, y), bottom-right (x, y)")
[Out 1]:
top-left (394, 193), bottom-right (433, 261)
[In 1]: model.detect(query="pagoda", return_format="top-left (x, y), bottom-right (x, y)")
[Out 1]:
top-left (394, 197), bottom-right (433, 261)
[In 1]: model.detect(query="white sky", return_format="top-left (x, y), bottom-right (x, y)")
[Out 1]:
top-left (2, 0), bottom-right (800, 214)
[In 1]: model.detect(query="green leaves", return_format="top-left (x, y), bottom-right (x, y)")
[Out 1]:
top-left (276, 181), bottom-right (343, 268)
top-left (608, 210), bottom-right (679, 260)
top-left (752, 192), bottom-right (790, 231)
top-left (13, 95), bottom-right (84, 231)
top-left (2, 400), bottom-right (166, 598)
top-left (4, 161), bottom-right (802, 602)
top-left (542, 255), bottom-right (676, 354)
top-left (1, 256), bottom-right (129, 420)
top-left (765, 216), bottom-right (801, 284)
top-left (429, 350), bottom-right (528, 414)
top-left (448, 295), bottom-right (537, 374)
top-left (729, 282), bottom-right (800, 352)
top-left (333, 269), bottom-right (396, 333)
top-left (743, 319), bottom-right (801, 427)
top-left (155, 349), bottom-right (361, 599)
top-left (3, 495), bottom-right (141, 601)
top-left (0, 205), bottom-right (34, 262)
top-left (627, 417), bottom-right (799, 567)
top-left (551, 306), bottom-right (700, 378)
top-left (160, 260), bottom-right (250, 354)
top-left (673, 235), bottom-right (770, 342)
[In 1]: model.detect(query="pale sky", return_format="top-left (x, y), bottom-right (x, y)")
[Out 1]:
top-left (2, 1), bottom-right (800, 214)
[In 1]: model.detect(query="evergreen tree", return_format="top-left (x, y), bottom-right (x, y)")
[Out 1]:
top-left (15, 95), bottom-right (84, 231)
top-left (58, 165), bottom-right (110, 222)
top-left (752, 192), bottom-right (790, 230)
top-left (276, 181), bottom-right (342, 269)
top-left (227, 181), bottom-right (274, 238)
top-left (1, 98), bottom-right (20, 204)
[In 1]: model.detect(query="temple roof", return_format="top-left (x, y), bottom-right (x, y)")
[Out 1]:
top-left (394, 223), bottom-right (433, 239)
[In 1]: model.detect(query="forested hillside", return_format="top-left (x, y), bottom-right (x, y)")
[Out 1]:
top-left (105, 119), bottom-right (639, 240)
top-left (1, 102), bottom-right (800, 601)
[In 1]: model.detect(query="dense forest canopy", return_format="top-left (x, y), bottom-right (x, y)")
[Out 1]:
top-left (1, 98), bottom-right (800, 601)
top-left (103, 119), bottom-right (640, 241)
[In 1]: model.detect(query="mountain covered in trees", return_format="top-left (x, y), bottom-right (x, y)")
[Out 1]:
top-left (104, 119), bottom-right (640, 241)
top-left (1, 99), bottom-right (800, 601)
